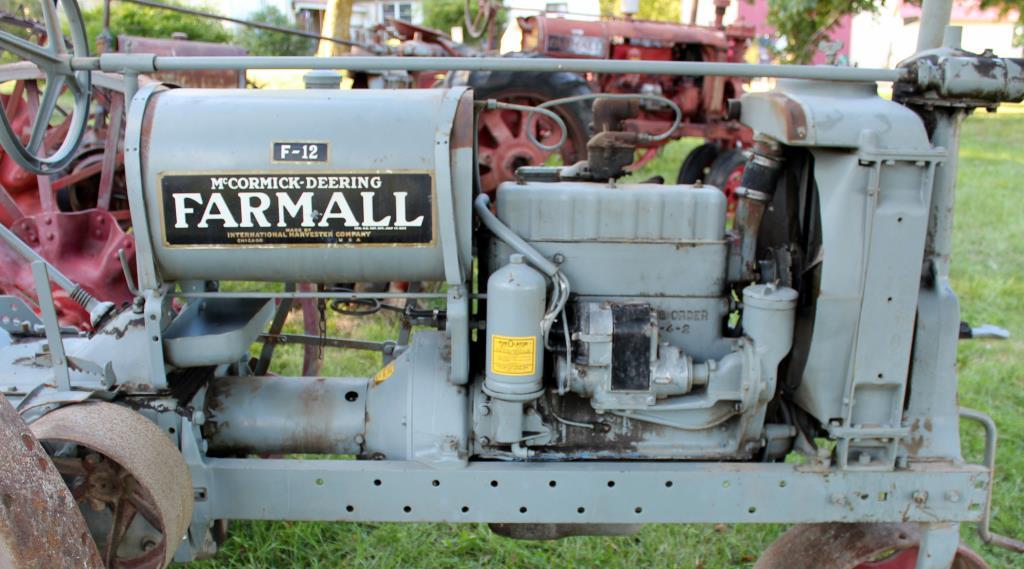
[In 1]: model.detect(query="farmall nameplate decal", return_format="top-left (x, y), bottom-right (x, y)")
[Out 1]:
top-left (160, 172), bottom-right (433, 247)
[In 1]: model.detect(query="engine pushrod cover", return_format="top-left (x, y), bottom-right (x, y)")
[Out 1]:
top-left (131, 88), bottom-right (474, 283)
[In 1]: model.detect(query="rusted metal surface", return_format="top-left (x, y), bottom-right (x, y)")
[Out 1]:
top-left (204, 375), bottom-right (366, 456)
top-left (764, 91), bottom-right (810, 143)
top-left (117, 35), bottom-right (246, 89)
top-left (754, 523), bottom-right (990, 569)
top-left (451, 90), bottom-right (476, 150)
top-left (31, 402), bottom-right (194, 569)
top-left (297, 282), bottom-right (323, 377)
top-left (0, 394), bottom-right (103, 569)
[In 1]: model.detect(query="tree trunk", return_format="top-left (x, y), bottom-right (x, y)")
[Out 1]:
top-left (317, 0), bottom-right (353, 56)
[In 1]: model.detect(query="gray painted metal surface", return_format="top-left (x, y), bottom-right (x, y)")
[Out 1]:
top-left (492, 182), bottom-right (727, 298)
top-left (363, 331), bottom-right (468, 465)
top-left (917, 0), bottom-right (955, 51)
top-left (31, 262), bottom-right (70, 391)
top-left (201, 459), bottom-right (988, 524)
top-left (163, 299), bottom-right (273, 367)
top-left (0, 2), bottom-right (1022, 566)
top-left (205, 376), bottom-right (367, 456)
top-left (134, 88), bottom-right (474, 284)
top-left (0, 295), bottom-right (44, 335)
top-left (484, 254), bottom-right (547, 444)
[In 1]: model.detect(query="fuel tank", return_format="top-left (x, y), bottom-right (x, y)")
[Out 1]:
top-left (130, 87), bottom-right (474, 283)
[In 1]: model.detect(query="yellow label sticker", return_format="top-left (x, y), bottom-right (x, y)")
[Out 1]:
top-left (490, 335), bottom-right (537, 376)
top-left (373, 362), bottom-right (396, 384)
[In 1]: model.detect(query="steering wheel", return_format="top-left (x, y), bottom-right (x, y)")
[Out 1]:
top-left (0, 0), bottom-right (92, 175)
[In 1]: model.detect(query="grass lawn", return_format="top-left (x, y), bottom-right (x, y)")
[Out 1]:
top-left (187, 111), bottom-right (1024, 568)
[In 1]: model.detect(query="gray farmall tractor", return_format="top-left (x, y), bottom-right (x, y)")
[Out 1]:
top-left (0, 1), bottom-right (1022, 567)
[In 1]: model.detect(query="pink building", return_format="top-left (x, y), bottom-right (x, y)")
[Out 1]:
top-left (734, 0), bottom-right (1021, 66)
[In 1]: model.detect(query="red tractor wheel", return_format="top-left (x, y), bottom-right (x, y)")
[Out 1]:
top-left (476, 95), bottom-right (581, 191)
top-left (755, 523), bottom-right (990, 569)
top-left (451, 68), bottom-right (593, 194)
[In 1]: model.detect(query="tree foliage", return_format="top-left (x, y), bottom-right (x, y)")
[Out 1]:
top-left (599, 0), bottom-right (681, 21)
top-left (423, 0), bottom-right (507, 45)
top-left (81, 1), bottom-right (231, 47)
top-left (767, 0), bottom-right (878, 63)
top-left (237, 6), bottom-right (315, 56)
top-left (768, 0), bottom-right (1023, 63)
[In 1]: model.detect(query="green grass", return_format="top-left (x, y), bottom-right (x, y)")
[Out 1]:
top-left (187, 113), bottom-right (1024, 568)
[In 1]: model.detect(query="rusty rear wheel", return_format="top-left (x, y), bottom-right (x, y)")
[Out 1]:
top-left (0, 394), bottom-right (103, 569)
top-left (755, 523), bottom-right (990, 569)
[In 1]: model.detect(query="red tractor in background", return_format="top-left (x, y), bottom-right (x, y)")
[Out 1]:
top-left (354, 2), bottom-right (756, 204)
top-left (459, 0), bottom-right (755, 206)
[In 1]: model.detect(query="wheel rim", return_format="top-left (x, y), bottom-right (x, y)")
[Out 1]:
top-left (476, 95), bottom-right (578, 194)
top-left (31, 402), bottom-right (194, 569)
